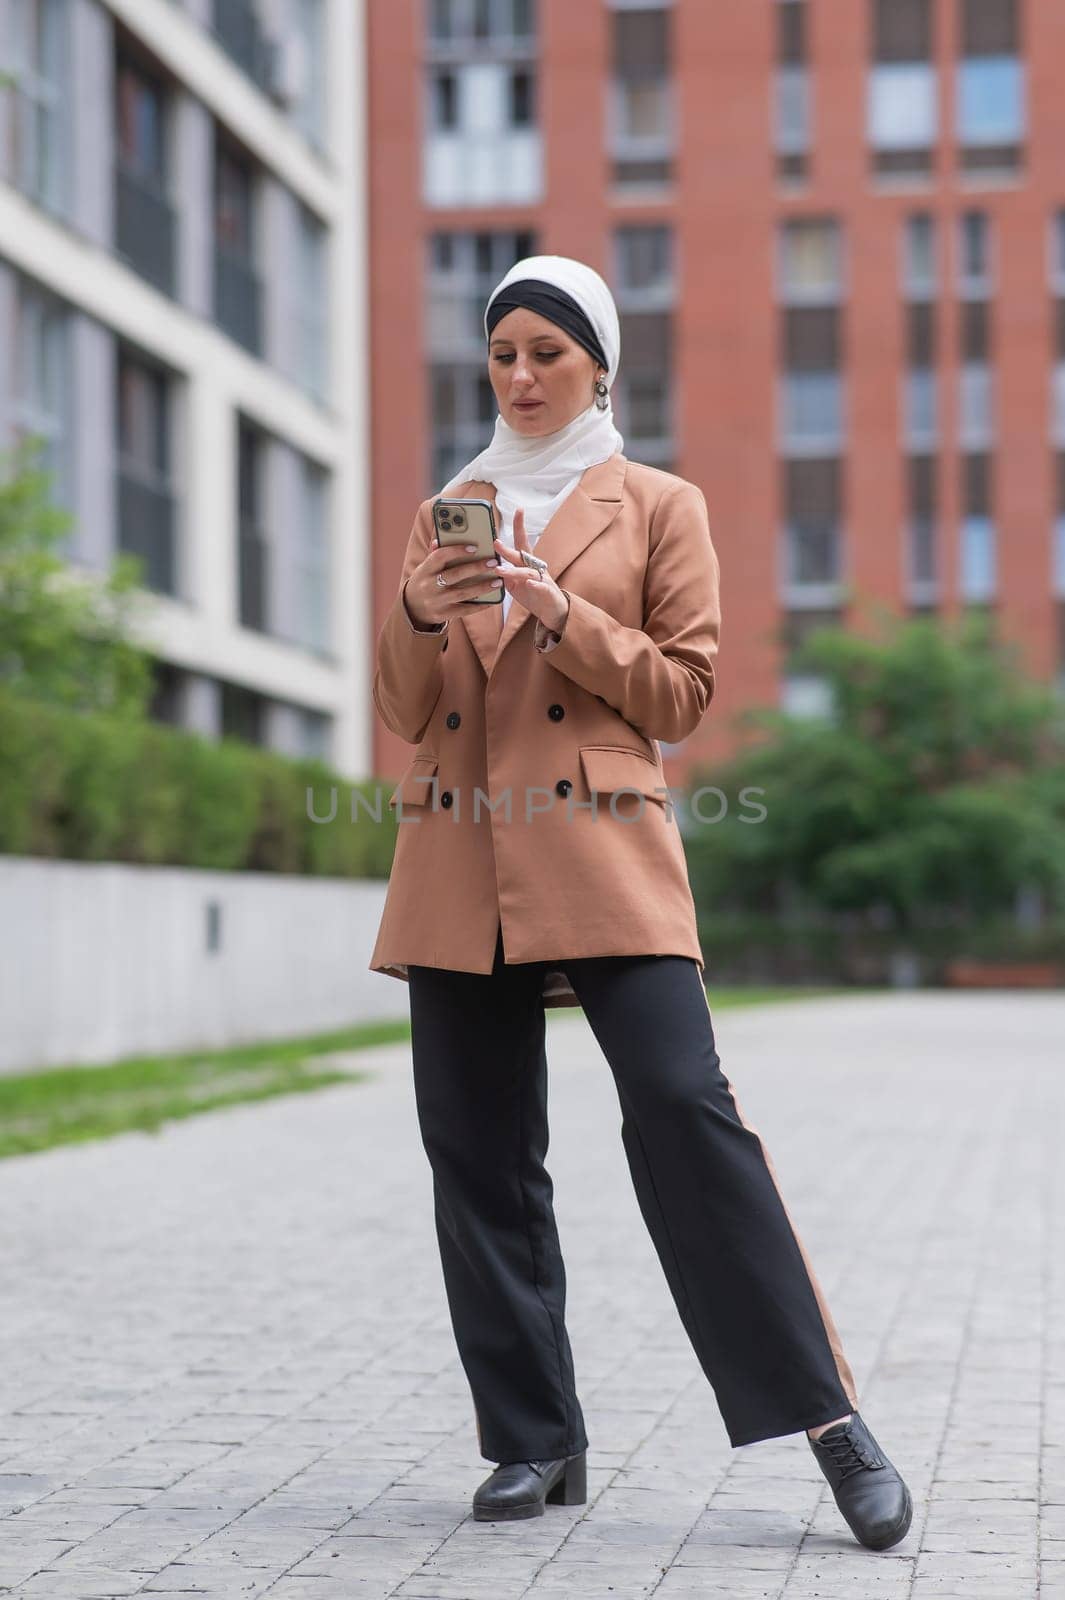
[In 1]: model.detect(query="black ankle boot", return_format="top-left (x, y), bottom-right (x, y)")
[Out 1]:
top-left (807, 1412), bottom-right (913, 1551)
top-left (472, 1452), bottom-right (587, 1522)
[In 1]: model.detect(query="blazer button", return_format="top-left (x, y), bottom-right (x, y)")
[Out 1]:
top-left (440, 790), bottom-right (453, 808)
top-left (547, 703), bottom-right (565, 721)
top-left (446, 711), bottom-right (461, 729)
top-left (555, 779), bottom-right (572, 797)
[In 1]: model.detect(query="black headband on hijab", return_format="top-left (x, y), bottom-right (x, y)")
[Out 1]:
top-left (486, 278), bottom-right (609, 373)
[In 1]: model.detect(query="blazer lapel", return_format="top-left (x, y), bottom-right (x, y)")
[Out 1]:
top-left (455, 452), bottom-right (627, 679)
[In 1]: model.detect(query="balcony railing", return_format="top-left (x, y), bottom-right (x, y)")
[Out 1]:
top-left (239, 521), bottom-right (269, 630)
top-left (212, 0), bottom-right (273, 89)
top-left (115, 164), bottom-right (176, 296)
top-left (117, 469), bottom-right (176, 596)
top-left (214, 245), bottom-right (263, 356)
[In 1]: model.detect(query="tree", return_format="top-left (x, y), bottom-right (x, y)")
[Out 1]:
top-left (0, 441), bottom-right (155, 718)
top-left (684, 613), bottom-right (1065, 936)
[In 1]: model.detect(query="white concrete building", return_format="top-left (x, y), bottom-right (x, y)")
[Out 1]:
top-left (0, 0), bottom-right (369, 776)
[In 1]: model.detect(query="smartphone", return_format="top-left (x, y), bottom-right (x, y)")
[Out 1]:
top-left (431, 497), bottom-right (503, 605)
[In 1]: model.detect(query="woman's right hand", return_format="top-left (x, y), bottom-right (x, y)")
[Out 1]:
top-left (404, 536), bottom-right (503, 627)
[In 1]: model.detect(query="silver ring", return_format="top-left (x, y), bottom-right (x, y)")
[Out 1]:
top-left (521, 551), bottom-right (549, 579)
top-left (435, 573), bottom-right (447, 589)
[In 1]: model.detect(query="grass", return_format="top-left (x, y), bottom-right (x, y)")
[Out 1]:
top-left (0, 986), bottom-right (859, 1162)
top-left (0, 1019), bottom-right (410, 1161)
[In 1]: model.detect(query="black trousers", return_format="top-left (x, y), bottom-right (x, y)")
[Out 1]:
top-left (407, 921), bottom-right (858, 1461)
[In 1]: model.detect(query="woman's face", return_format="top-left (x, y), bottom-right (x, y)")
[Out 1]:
top-left (488, 307), bottom-right (604, 437)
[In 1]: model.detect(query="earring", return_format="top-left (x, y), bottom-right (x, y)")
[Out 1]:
top-left (594, 377), bottom-right (609, 412)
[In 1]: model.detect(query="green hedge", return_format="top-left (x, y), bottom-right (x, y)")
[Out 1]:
top-left (696, 914), bottom-right (1065, 985)
top-left (0, 687), bottom-right (397, 879)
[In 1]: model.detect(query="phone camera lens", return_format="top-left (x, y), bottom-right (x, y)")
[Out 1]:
top-left (440, 518), bottom-right (452, 531)
top-left (452, 512), bottom-right (466, 528)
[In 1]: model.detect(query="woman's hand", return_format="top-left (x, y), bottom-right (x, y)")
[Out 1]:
top-left (493, 508), bottom-right (571, 634)
top-left (403, 536), bottom-right (505, 627)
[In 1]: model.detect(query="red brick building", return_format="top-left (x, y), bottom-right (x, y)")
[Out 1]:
top-left (368, 0), bottom-right (1065, 784)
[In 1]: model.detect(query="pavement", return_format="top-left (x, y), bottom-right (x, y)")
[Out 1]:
top-left (0, 989), bottom-right (1062, 1600)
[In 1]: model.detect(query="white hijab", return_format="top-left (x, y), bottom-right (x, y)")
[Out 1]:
top-left (440, 255), bottom-right (624, 618)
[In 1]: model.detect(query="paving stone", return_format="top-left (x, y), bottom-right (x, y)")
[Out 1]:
top-left (0, 991), bottom-right (1061, 1600)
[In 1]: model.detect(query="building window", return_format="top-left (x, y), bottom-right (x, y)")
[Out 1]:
top-left (291, 0), bottom-right (326, 149)
top-left (211, 0), bottom-right (272, 91)
top-left (615, 225), bottom-right (674, 309)
top-left (1051, 362), bottom-right (1065, 444)
top-left (429, 366), bottom-right (497, 489)
top-left (775, 0), bottom-right (809, 182)
top-left (958, 210), bottom-right (990, 295)
top-left (426, 229), bottom-right (538, 485)
top-left (784, 304), bottom-right (840, 369)
top-left (609, 7), bottom-right (673, 188)
top-left (777, 68), bottom-right (809, 174)
top-left (785, 521), bottom-right (840, 588)
top-left (427, 227), bottom-right (535, 352)
top-left (778, 219), bottom-right (843, 303)
top-left (868, 0), bottom-right (934, 177)
top-left (779, 222), bottom-right (843, 454)
top-left (114, 48), bottom-right (176, 296)
top-left (214, 134), bottom-right (263, 356)
top-left (961, 297), bottom-right (988, 363)
top-left (781, 457), bottom-right (842, 595)
top-left (294, 202), bottom-right (327, 401)
top-left (904, 292), bottom-right (936, 452)
top-left (509, 67), bottom-right (534, 126)
top-left (295, 456), bottom-right (330, 653)
top-left (7, 0), bottom-right (68, 214)
top-left (1053, 453), bottom-right (1065, 595)
top-left (957, 0), bottom-right (1023, 173)
top-left (961, 516), bottom-right (996, 600)
top-left (615, 372), bottom-right (671, 463)
top-left (297, 707), bottom-right (330, 760)
top-left (956, 60), bottom-right (1024, 165)
top-left (907, 299), bottom-right (935, 366)
top-left (422, 0), bottom-right (540, 207)
top-left (429, 0), bottom-right (535, 45)
top-left (868, 66), bottom-right (937, 168)
top-left (220, 681), bottom-right (268, 746)
top-left (780, 610), bottom-right (842, 719)
top-left (614, 306), bottom-right (673, 466)
top-left (116, 346), bottom-right (176, 596)
top-left (959, 363), bottom-right (993, 446)
top-left (781, 374), bottom-right (843, 451)
top-left (147, 659), bottom-right (184, 727)
top-left (902, 213), bottom-right (937, 297)
top-left (960, 450), bottom-right (995, 600)
top-left (237, 418), bottom-right (268, 630)
top-left (907, 453), bottom-right (938, 593)
top-left (115, 49), bottom-right (165, 183)
top-left (11, 275), bottom-right (70, 507)
top-left (905, 369), bottom-right (937, 447)
top-left (775, 67), bottom-right (810, 174)
top-left (1049, 210), bottom-right (1065, 293)
top-left (429, 68), bottom-right (459, 130)
top-left (874, 0), bottom-right (931, 58)
top-left (780, 674), bottom-right (836, 719)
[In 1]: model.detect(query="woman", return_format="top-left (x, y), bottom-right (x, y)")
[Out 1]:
top-left (369, 255), bottom-right (912, 1549)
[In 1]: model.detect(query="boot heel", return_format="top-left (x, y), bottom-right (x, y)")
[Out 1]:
top-left (546, 1451), bottom-right (587, 1506)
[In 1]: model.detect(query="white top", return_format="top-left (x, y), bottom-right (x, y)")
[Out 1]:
top-left (497, 506), bottom-right (545, 627)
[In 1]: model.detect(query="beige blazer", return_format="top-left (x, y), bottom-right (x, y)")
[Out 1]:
top-left (368, 452), bottom-right (722, 1009)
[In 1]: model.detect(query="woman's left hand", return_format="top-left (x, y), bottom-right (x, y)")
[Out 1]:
top-left (493, 508), bottom-right (571, 635)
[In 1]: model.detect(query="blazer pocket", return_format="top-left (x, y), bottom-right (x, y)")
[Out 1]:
top-left (578, 745), bottom-right (669, 807)
top-left (388, 754), bottom-right (439, 810)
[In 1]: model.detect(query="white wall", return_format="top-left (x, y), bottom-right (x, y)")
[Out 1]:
top-left (0, 858), bottom-right (409, 1075)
